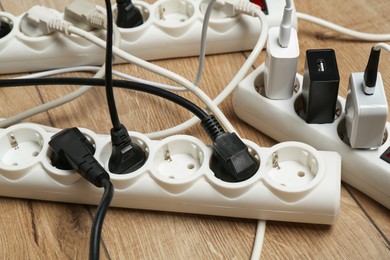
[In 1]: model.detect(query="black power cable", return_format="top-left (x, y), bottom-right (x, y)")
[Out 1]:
top-left (2, 76), bottom-right (259, 182)
top-left (0, 77), bottom-right (208, 121)
top-left (48, 127), bottom-right (114, 260)
top-left (103, 0), bottom-right (120, 131)
top-left (90, 179), bottom-right (114, 260)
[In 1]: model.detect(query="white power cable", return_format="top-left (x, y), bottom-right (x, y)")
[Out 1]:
top-left (251, 220), bottom-right (267, 260)
top-left (67, 26), bottom-right (237, 134)
top-left (296, 12), bottom-right (390, 41)
top-left (14, 66), bottom-right (186, 92)
top-left (194, 0), bottom-right (217, 85)
top-left (146, 9), bottom-right (268, 139)
top-left (0, 24), bottom-right (122, 128)
top-left (374, 42), bottom-right (390, 52)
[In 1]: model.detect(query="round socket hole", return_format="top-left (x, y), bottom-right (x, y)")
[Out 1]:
top-left (134, 3), bottom-right (150, 24)
top-left (100, 136), bottom-right (149, 173)
top-left (154, 140), bottom-right (204, 181)
top-left (337, 117), bottom-right (388, 147)
top-left (155, 0), bottom-right (195, 24)
top-left (113, 3), bottom-right (151, 28)
top-left (294, 95), bottom-right (342, 122)
top-left (0, 128), bottom-right (44, 168)
top-left (0, 17), bottom-right (13, 39)
top-left (266, 147), bottom-right (319, 188)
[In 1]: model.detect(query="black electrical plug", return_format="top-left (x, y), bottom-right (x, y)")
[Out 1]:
top-left (201, 115), bottom-right (259, 182)
top-left (301, 49), bottom-right (340, 124)
top-left (108, 124), bottom-right (146, 174)
top-left (49, 128), bottom-right (109, 188)
top-left (0, 20), bottom-right (12, 38)
top-left (116, 0), bottom-right (144, 28)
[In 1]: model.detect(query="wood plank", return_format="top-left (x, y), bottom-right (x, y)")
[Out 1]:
top-left (0, 0), bottom-right (389, 259)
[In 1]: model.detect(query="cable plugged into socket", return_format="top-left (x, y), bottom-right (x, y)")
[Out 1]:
top-left (263, 0), bottom-right (298, 100)
top-left (116, 0), bottom-right (144, 28)
top-left (49, 128), bottom-right (110, 187)
top-left (0, 123), bottom-right (341, 224)
top-left (232, 45), bottom-right (390, 208)
top-left (108, 124), bottom-right (146, 174)
top-left (301, 49), bottom-right (340, 124)
top-left (201, 115), bottom-right (259, 182)
top-left (345, 47), bottom-right (388, 149)
top-left (0, 18), bottom-right (12, 38)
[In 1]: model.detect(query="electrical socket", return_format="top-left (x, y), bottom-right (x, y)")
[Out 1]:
top-left (0, 16), bottom-right (13, 39)
top-left (0, 0), bottom-right (297, 74)
top-left (0, 122), bottom-right (341, 224)
top-left (233, 65), bottom-right (390, 208)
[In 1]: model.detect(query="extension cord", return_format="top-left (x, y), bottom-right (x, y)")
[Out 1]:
top-left (0, 0), bottom-right (297, 74)
top-left (0, 122), bottom-right (340, 224)
top-left (232, 65), bottom-right (390, 208)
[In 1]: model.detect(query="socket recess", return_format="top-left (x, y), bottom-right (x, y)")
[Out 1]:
top-left (205, 141), bottom-right (263, 198)
top-left (98, 131), bottom-right (150, 190)
top-left (154, 0), bottom-right (196, 36)
top-left (43, 128), bottom-right (99, 186)
top-left (0, 123), bottom-right (341, 224)
top-left (114, 2), bottom-right (152, 42)
top-left (233, 65), bottom-right (390, 208)
top-left (151, 135), bottom-right (208, 193)
top-left (264, 142), bottom-right (324, 202)
top-left (0, 15), bottom-right (13, 39)
top-left (0, 124), bottom-right (45, 179)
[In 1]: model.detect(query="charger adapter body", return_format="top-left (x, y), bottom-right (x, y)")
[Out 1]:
top-left (263, 27), bottom-right (299, 99)
top-left (345, 72), bottom-right (388, 149)
top-left (302, 49), bottom-right (340, 124)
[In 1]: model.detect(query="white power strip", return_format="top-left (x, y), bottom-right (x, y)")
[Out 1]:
top-left (0, 0), bottom-right (297, 74)
top-left (0, 122), bottom-right (341, 224)
top-left (233, 65), bottom-right (390, 208)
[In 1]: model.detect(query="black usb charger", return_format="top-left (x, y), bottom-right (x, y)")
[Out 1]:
top-left (301, 49), bottom-right (340, 124)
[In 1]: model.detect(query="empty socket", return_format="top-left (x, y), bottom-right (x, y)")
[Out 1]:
top-left (0, 126), bottom-right (45, 180)
top-left (264, 142), bottom-right (324, 201)
top-left (154, 0), bottom-right (196, 36)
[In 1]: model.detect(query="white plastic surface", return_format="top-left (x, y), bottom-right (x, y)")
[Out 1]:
top-left (263, 27), bottom-right (299, 99)
top-left (0, 123), bottom-right (340, 224)
top-left (233, 66), bottom-right (390, 208)
top-left (0, 0), bottom-right (298, 74)
top-left (345, 72), bottom-right (388, 149)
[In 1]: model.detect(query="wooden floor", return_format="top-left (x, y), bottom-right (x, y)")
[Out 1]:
top-left (0, 0), bottom-right (389, 259)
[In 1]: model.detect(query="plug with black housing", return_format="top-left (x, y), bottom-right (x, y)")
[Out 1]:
top-left (201, 115), bottom-right (259, 182)
top-left (116, 0), bottom-right (144, 28)
top-left (108, 124), bottom-right (146, 174)
top-left (49, 128), bottom-right (109, 187)
top-left (0, 20), bottom-right (12, 38)
top-left (301, 49), bottom-right (340, 124)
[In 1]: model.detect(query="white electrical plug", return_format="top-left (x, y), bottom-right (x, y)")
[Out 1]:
top-left (263, 27), bottom-right (299, 99)
top-left (345, 72), bottom-right (388, 149)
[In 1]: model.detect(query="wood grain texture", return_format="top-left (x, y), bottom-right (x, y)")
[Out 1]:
top-left (0, 0), bottom-right (389, 259)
